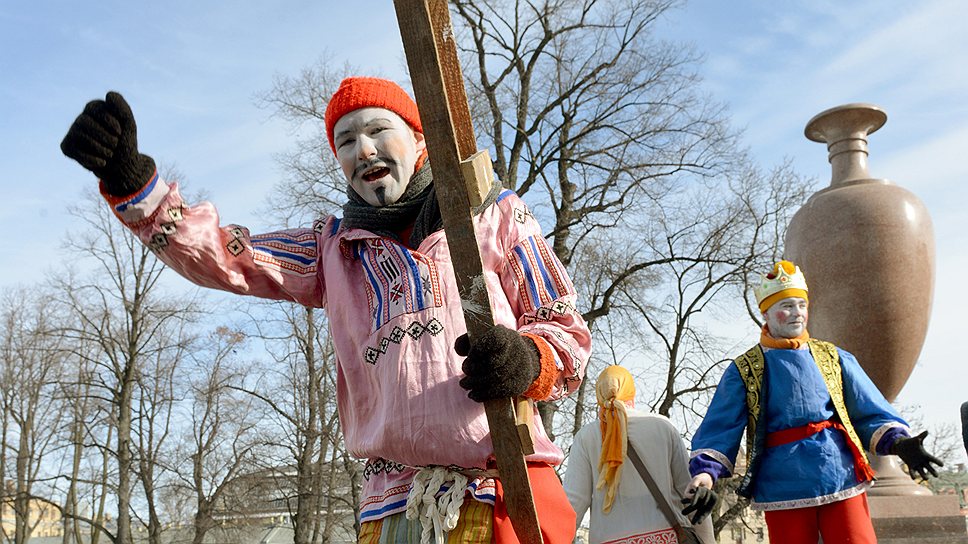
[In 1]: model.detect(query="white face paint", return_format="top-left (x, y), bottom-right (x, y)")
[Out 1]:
top-left (763, 297), bottom-right (809, 339)
top-left (332, 107), bottom-right (426, 207)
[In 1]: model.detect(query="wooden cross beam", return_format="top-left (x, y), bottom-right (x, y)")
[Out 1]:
top-left (393, 1), bottom-right (544, 543)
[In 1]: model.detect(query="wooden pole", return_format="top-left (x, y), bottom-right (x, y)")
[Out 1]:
top-left (394, 1), bottom-right (543, 542)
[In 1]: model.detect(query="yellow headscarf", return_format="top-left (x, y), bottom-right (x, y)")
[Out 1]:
top-left (595, 365), bottom-right (636, 513)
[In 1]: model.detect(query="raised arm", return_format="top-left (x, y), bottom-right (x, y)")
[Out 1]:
top-left (60, 92), bottom-right (325, 307)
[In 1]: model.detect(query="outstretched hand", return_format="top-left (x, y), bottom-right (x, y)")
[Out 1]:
top-left (60, 91), bottom-right (155, 196)
top-left (456, 325), bottom-right (540, 403)
top-left (891, 430), bottom-right (944, 480)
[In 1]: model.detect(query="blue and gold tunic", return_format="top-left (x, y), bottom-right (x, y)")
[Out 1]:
top-left (689, 344), bottom-right (909, 510)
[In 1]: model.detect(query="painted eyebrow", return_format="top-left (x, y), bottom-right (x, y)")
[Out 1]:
top-left (334, 118), bottom-right (395, 141)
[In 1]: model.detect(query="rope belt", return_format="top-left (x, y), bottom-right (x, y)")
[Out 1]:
top-left (766, 419), bottom-right (876, 483)
top-left (404, 466), bottom-right (470, 544)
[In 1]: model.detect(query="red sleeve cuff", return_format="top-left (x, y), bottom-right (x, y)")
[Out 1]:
top-left (98, 169), bottom-right (157, 205)
top-left (521, 333), bottom-right (558, 400)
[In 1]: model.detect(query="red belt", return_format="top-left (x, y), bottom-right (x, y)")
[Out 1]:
top-left (766, 420), bottom-right (875, 483)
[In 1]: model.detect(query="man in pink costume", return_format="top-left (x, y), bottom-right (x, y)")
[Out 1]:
top-left (60, 79), bottom-right (592, 543)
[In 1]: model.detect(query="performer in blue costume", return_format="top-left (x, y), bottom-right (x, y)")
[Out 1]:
top-left (685, 261), bottom-right (942, 543)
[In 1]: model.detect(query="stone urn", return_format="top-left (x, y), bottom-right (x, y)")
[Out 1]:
top-left (784, 103), bottom-right (935, 496)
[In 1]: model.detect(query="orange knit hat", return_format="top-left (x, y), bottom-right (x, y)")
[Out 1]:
top-left (325, 77), bottom-right (423, 155)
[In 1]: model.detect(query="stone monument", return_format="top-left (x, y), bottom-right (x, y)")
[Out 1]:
top-left (785, 103), bottom-right (966, 542)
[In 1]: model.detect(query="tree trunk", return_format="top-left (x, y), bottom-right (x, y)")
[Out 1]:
top-left (91, 424), bottom-right (113, 544)
top-left (116, 381), bottom-right (134, 544)
top-left (65, 416), bottom-right (85, 544)
top-left (191, 502), bottom-right (216, 544)
top-left (321, 444), bottom-right (341, 543)
top-left (0, 407), bottom-right (10, 544)
top-left (145, 481), bottom-right (161, 544)
top-left (294, 307), bottom-right (320, 544)
top-left (570, 379), bottom-right (590, 438)
top-left (15, 418), bottom-right (30, 544)
top-left (344, 451), bottom-right (361, 539)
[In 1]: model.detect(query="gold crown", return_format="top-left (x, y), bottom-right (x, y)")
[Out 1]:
top-left (754, 261), bottom-right (809, 312)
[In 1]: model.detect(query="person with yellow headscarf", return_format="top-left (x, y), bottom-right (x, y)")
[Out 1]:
top-left (563, 366), bottom-right (716, 543)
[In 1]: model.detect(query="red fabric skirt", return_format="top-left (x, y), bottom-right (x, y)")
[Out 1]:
top-left (492, 462), bottom-right (576, 544)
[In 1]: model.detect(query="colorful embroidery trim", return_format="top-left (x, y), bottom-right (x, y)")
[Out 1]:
top-left (508, 235), bottom-right (572, 314)
top-left (363, 319), bottom-right (444, 365)
top-left (601, 527), bottom-right (678, 544)
top-left (357, 240), bottom-right (442, 331)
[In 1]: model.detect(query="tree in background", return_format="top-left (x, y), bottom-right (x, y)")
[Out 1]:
top-left (167, 326), bottom-right (266, 544)
top-left (448, 0), bottom-right (810, 441)
top-left (0, 286), bottom-right (69, 544)
top-left (52, 189), bottom-right (202, 544)
top-left (616, 162), bottom-right (808, 419)
top-left (132, 313), bottom-right (195, 544)
top-left (258, 62), bottom-right (356, 227)
top-left (240, 302), bottom-right (358, 544)
top-left (58, 331), bottom-right (102, 544)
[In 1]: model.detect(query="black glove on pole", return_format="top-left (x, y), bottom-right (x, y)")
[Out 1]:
top-left (890, 430), bottom-right (944, 480)
top-left (680, 486), bottom-right (718, 525)
top-left (60, 91), bottom-right (156, 196)
top-left (456, 325), bottom-right (541, 403)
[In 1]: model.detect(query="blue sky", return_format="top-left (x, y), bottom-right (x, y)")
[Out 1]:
top-left (660, 0), bottom-right (968, 463)
top-left (1, 1), bottom-right (965, 461)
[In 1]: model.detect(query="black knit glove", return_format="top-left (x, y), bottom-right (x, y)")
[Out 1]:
top-left (60, 91), bottom-right (156, 196)
top-left (680, 486), bottom-right (718, 525)
top-left (456, 325), bottom-right (541, 403)
top-left (891, 430), bottom-right (943, 479)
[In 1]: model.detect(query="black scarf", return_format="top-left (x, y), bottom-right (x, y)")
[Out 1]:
top-left (341, 162), bottom-right (502, 248)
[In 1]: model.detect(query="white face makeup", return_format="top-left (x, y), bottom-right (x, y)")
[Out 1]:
top-left (333, 107), bottom-right (425, 207)
top-left (763, 297), bottom-right (809, 339)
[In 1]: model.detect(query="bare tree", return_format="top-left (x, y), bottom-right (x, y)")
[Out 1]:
top-left (620, 162), bottom-right (810, 420)
top-left (240, 303), bottom-right (356, 544)
top-left (449, 2), bottom-right (813, 538)
top-left (51, 189), bottom-right (202, 544)
top-left (257, 60), bottom-right (359, 226)
top-left (168, 326), bottom-right (265, 544)
top-left (452, 0), bottom-right (738, 256)
top-left (0, 286), bottom-right (69, 544)
top-left (446, 0), bottom-right (770, 439)
top-left (132, 316), bottom-right (195, 544)
top-left (58, 336), bottom-right (102, 544)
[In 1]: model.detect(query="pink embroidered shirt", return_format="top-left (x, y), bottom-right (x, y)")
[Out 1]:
top-left (104, 172), bottom-right (591, 521)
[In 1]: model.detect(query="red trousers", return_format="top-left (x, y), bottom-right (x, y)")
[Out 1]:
top-left (764, 493), bottom-right (876, 544)
top-left (493, 463), bottom-right (576, 544)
